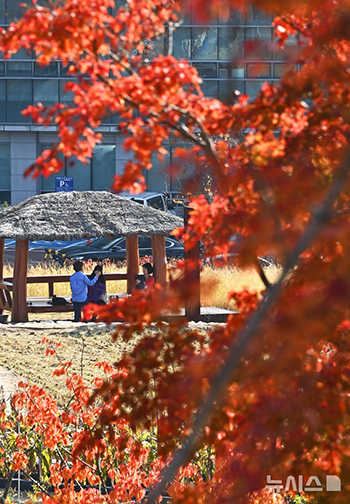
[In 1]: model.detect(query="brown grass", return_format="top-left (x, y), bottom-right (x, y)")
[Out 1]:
top-left (200, 264), bottom-right (281, 310)
top-left (0, 262), bottom-right (282, 405)
top-left (0, 323), bottom-right (135, 407)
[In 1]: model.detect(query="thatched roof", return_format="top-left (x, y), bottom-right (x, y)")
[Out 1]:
top-left (0, 191), bottom-right (184, 241)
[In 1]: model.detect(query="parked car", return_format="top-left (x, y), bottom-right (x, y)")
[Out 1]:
top-left (119, 191), bottom-right (185, 217)
top-left (119, 191), bottom-right (167, 211)
top-left (45, 237), bottom-right (109, 263)
top-left (47, 235), bottom-right (184, 264)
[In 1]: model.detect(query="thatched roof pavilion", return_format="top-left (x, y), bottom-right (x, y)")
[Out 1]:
top-left (0, 191), bottom-right (184, 322)
top-left (0, 191), bottom-right (183, 240)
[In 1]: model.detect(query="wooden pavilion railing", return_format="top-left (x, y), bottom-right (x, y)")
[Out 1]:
top-left (4, 272), bottom-right (128, 297)
top-left (0, 235), bottom-right (168, 322)
top-left (0, 273), bottom-right (128, 315)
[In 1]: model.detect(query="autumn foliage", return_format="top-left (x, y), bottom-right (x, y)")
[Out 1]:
top-left (2, 0), bottom-right (350, 502)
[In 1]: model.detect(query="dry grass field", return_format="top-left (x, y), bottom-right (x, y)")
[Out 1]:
top-left (0, 261), bottom-right (282, 405)
top-left (3, 261), bottom-right (282, 310)
top-left (0, 323), bottom-right (123, 407)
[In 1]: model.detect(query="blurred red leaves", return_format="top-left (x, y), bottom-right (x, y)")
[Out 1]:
top-left (2, 0), bottom-right (350, 503)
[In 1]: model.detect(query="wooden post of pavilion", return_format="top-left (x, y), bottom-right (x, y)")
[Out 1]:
top-left (0, 238), bottom-right (4, 283)
top-left (0, 238), bottom-right (4, 314)
top-left (12, 239), bottom-right (29, 323)
top-left (184, 207), bottom-right (200, 322)
top-left (151, 235), bottom-right (167, 287)
top-left (126, 235), bottom-right (139, 294)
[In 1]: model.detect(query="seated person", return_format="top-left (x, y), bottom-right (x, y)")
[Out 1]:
top-left (142, 262), bottom-right (155, 290)
top-left (135, 274), bottom-right (146, 290)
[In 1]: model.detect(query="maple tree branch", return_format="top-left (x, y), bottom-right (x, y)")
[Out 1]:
top-left (101, 50), bottom-right (226, 184)
top-left (145, 146), bottom-right (350, 504)
top-left (277, 15), bottom-right (312, 39)
top-left (20, 469), bottom-right (52, 496)
top-left (255, 258), bottom-right (272, 290)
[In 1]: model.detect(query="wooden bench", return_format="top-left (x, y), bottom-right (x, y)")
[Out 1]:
top-left (1, 273), bottom-right (128, 315)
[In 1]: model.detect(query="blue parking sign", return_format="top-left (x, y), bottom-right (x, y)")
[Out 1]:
top-left (55, 176), bottom-right (74, 192)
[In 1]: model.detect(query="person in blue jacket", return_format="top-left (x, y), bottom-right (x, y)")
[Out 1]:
top-left (70, 261), bottom-right (101, 322)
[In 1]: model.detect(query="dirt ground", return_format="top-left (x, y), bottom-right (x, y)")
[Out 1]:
top-left (0, 316), bottom-right (135, 407)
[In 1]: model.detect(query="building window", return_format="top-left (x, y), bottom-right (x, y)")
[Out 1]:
top-left (34, 79), bottom-right (59, 107)
top-left (7, 79), bottom-right (32, 122)
top-left (0, 143), bottom-right (11, 204)
top-left (91, 145), bottom-right (115, 191)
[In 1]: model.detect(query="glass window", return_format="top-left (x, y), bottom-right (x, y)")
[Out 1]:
top-left (91, 145), bottom-right (115, 190)
top-left (273, 34), bottom-right (298, 61)
top-left (0, 80), bottom-right (5, 122)
top-left (146, 150), bottom-right (170, 192)
top-left (145, 35), bottom-right (165, 58)
top-left (191, 27), bottom-right (217, 60)
top-left (6, 0), bottom-right (26, 22)
top-left (245, 27), bottom-right (272, 60)
top-left (219, 27), bottom-right (244, 60)
top-left (200, 80), bottom-right (217, 99)
top-left (219, 63), bottom-right (244, 78)
top-left (66, 156), bottom-right (91, 191)
top-left (111, 237), bottom-right (125, 249)
top-left (34, 79), bottom-right (59, 107)
top-left (147, 196), bottom-right (165, 211)
top-left (41, 173), bottom-right (55, 193)
top-left (7, 61), bottom-right (32, 76)
top-left (0, 62), bottom-right (4, 76)
top-left (172, 27), bottom-right (191, 59)
top-left (170, 145), bottom-right (198, 193)
top-left (11, 47), bottom-right (33, 60)
top-left (250, 6), bottom-right (272, 25)
top-left (218, 80), bottom-right (244, 103)
top-left (59, 80), bottom-right (75, 105)
top-left (34, 62), bottom-right (58, 77)
top-left (138, 236), bottom-right (152, 248)
top-left (0, 191), bottom-right (10, 204)
top-left (218, 7), bottom-right (247, 25)
top-left (193, 62), bottom-right (217, 78)
top-left (246, 80), bottom-right (264, 100)
top-left (247, 63), bottom-right (271, 78)
top-left (178, 0), bottom-right (191, 23)
top-left (273, 63), bottom-right (297, 78)
top-left (0, 144), bottom-right (10, 191)
top-left (60, 63), bottom-right (75, 76)
top-left (0, 0), bottom-right (5, 24)
top-left (7, 79), bottom-right (32, 122)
